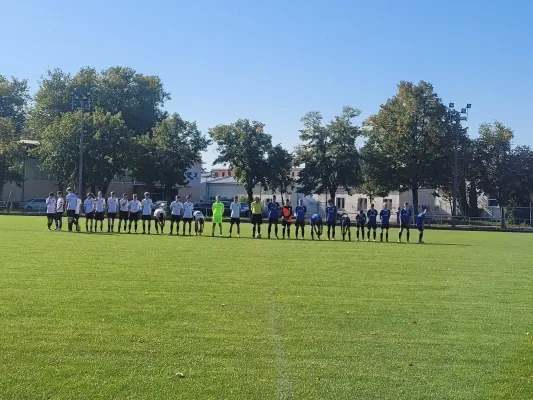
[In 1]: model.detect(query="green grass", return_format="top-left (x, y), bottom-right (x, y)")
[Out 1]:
top-left (0, 216), bottom-right (532, 399)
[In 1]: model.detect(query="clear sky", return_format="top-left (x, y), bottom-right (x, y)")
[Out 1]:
top-left (2, 0), bottom-right (532, 167)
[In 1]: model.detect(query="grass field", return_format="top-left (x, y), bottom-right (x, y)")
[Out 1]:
top-left (0, 216), bottom-right (532, 399)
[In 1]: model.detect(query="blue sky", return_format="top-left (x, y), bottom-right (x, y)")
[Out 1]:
top-left (2, 0), bottom-right (532, 167)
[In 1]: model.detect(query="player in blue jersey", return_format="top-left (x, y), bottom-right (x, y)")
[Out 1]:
top-left (355, 210), bottom-right (366, 241)
top-left (310, 213), bottom-right (323, 240)
top-left (366, 203), bottom-right (378, 242)
top-left (267, 195), bottom-right (280, 239)
top-left (398, 202), bottom-right (412, 243)
top-left (340, 213), bottom-right (351, 241)
top-left (416, 208), bottom-right (428, 243)
top-left (294, 199), bottom-right (307, 239)
top-left (379, 204), bottom-right (391, 242)
top-left (325, 199), bottom-right (337, 241)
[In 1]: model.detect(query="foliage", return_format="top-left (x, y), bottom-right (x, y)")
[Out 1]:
top-left (0, 118), bottom-right (25, 192)
top-left (265, 144), bottom-right (294, 201)
top-left (0, 75), bottom-right (30, 134)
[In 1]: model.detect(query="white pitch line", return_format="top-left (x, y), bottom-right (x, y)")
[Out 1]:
top-left (269, 298), bottom-right (294, 400)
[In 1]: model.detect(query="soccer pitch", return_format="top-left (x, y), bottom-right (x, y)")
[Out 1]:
top-left (1, 216), bottom-right (532, 399)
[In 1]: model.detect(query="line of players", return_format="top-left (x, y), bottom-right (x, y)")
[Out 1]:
top-left (45, 190), bottom-right (428, 243)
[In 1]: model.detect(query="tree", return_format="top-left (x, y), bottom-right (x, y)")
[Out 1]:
top-left (0, 75), bottom-right (30, 134)
top-left (132, 114), bottom-right (209, 204)
top-left (363, 81), bottom-right (451, 213)
top-left (359, 138), bottom-right (393, 202)
top-left (0, 118), bottom-right (25, 196)
top-left (265, 144), bottom-right (294, 203)
top-left (210, 119), bottom-right (272, 207)
top-left (296, 106), bottom-right (362, 201)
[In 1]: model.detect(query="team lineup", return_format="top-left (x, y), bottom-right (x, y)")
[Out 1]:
top-left (43, 190), bottom-right (429, 243)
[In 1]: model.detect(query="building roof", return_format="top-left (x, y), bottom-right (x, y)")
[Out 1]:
top-left (205, 176), bottom-right (239, 185)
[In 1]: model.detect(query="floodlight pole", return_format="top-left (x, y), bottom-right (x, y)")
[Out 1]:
top-left (71, 89), bottom-right (92, 198)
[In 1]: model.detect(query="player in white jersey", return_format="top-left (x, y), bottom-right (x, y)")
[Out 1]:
top-left (95, 191), bottom-right (106, 233)
top-left (141, 192), bottom-right (153, 234)
top-left (107, 191), bottom-right (119, 233)
top-left (229, 196), bottom-right (241, 237)
top-left (45, 192), bottom-right (56, 230)
top-left (154, 206), bottom-right (166, 234)
top-left (118, 193), bottom-right (129, 233)
top-left (128, 194), bottom-right (141, 233)
top-left (193, 210), bottom-right (205, 235)
top-left (55, 191), bottom-right (65, 231)
top-left (169, 195), bottom-right (183, 235)
top-left (84, 193), bottom-right (96, 233)
top-left (182, 195), bottom-right (194, 235)
top-left (74, 192), bottom-right (82, 232)
top-left (65, 187), bottom-right (79, 232)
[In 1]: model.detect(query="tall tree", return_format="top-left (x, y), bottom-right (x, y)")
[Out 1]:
top-left (363, 81), bottom-right (451, 213)
top-left (265, 144), bottom-right (294, 203)
top-left (132, 114), bottom-right (209, 204)
top-left (0, 118), bottom-right (25, 196)
top-left (296, 106), bottom-right (362, 201)
top-left (210, 120), bottom-right (272, 207)
top-left (359, 137), bottom-right (393, 202)
top-left (0, 75), bottom-right (30, 134)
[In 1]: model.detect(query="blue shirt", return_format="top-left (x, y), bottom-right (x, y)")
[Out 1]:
top-left (295, 205), bottom-right (307, 221)
top-left (380, 209), bottom-right (391, 224)
top-left (356, 213), bottom-right (366, 225)
top-left (311, 214), bottom-right (322, 224)
top-left (326, 205), bottom-right (337, 222)
top-left (400, 208), bottom-right (412, 224)
top-left (416, 212), bottom-right (426, 228)
top-left (340, 215), bottom-right (350, 225)
top-left (367, 209), bottom-right (378, 223)
top-left (268, 202), bottom-right (280, 219)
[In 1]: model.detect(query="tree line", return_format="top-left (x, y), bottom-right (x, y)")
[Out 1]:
top-left (1, 68), bottom-right (533, 227)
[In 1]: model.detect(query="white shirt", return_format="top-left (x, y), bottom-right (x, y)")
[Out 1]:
top-left (141, 198), bottom-right (153, 215)
top-left (183, 202), bottom-right (194, 218)
top-left (193, 210), bottom-right (204, 220)
top-left (119, 198), bottom-right (129, 212)
top-left (46, 197), bottom-right (56, 214)
top-left (230, 202), bottom-right (241, 218)
top-left (75, 198), bottom-right (82, 214)
top-left (66, 193), bottom-right (78, 210)
top-left (170, 201), bottom-right (183, 216)
top-left (129, 200), bottom-right (141, 213)
top-left (56, 197), bottom-right (65, 212)
top-left (95, 197), bottom-right (106, 213)
top-left (84, 199), bottom-right (95, 213)
top-left (154, 208), bottom-right (166, 218)
top-left (107, 197), bottom-right (118, 213)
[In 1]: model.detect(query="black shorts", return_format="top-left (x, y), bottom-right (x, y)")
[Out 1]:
top-left (231, 217), bottom-right (240, 225)
top-left (327, 221), bottom-right (336, 228)
top-left (55, 212), bottom-right (63, 220)
top-left (95, 212), bottom-right (104, 221)
top-left (183, 217), bottom-right (193, 224)
top-left (155, 214), bottom-right (165, 222)
top-left (171, 214), bottom-right (181, 222)
top-left (341, 221), bottom-right (351, 228)
top-left (356, 222), bottom-right (365, 228)
top-left (47, 213), bottom-right (55, 220)
top-left (129, 212), bottom-right (139, 221)
top-left (66, 210), bottom-right (76, 218)
top-left (381, 223), bottom-right (390, 230)
top-left (86, 212), bottom-right (95, 220)
top-left (268, 218), bottom-right (279, 224)
top-left (368, 221), bottom-right (377, 229)
top-left (196, 218), bottom-right (205, 224)
top-left (400, 223), bottom-right (410, 230)
top-left (252, 214), bottom-right (262, 224)
top-left (417, 227), bottom-right (424, 232)
top-left (295, 221), bottom-right (305, 228)
top-left (74, 213), bottom-right (80, 220)
top-left (142, 214), bottom-right (152, 221)
top-left (108, 212), bottom-right (117, 220)
top-left (119, 211), bottom-right (129, 220)
top-left (282, 219), bottom-right (292, 226)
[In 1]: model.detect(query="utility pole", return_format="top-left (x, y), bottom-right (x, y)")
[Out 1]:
top-left (70, 89), bottom-right (92, 198)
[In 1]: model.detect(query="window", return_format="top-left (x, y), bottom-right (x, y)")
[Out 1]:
top-left (227, 171), bottom-right (231, 176)
top-left (358, 198), bottom-right (368, 211)
top-left (291, 172), bottom-right (295, 177)
top-left (383, 198), bottom-right (393, 210)
top-left (336, 197), bottom-right (345, 209)
top-left (221, 172), bottom-right (225, 177)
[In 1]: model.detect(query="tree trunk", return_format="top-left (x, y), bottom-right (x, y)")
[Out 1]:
top-left (468, 183), bottom-right (479, 217)
top-left (165, 184), bottom-right (174, 209)
top-left (101, 182), bottom-right (110, 197)
top-left (90, 184), bottom-right (96, 196)
top-left (246, 186), bottom-right (253, 219)
top-left (329, 188), bottom-right (336, 205)
top-left (459, 179), bottom-right (468, 216)
top-left (412, 186), bottom-right (419, 217)
top-left (500, 206), bottom-right (506, 229)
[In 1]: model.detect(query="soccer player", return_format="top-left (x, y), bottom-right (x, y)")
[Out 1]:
top-left (95, 192), bottom-right (106, 233)
top-left (340, 213), bottom-right (351, 241)
top-left (84, 193), bottom-right (95, 233)
top-left (251, 197), bottom-right (263, 238)
top-left (141, 192), bottom-right (153, 234)
top-left (74, 192), bottom-right (82, 232)
top-left (45, 192), bottom-right (56, 230)
top-left (310, 213), bottom-right (323, 240)
top-left (154, 206), bottom-right (166, 234)
top-left (398, 202), bottom-right (412, 243)
top-left (417, 208), bottom-right (428, 243)
top-left (355, 210), bottom-right (366, 241)
top-left (211, 196), bottom-right (224, 237)
top-left (182, 195), bottom-right (194, 235)
top-left (267, 195), bottom-right (280, 239)
top-left (169, 195), bottom-right (183, 235)
top-left (107, 191), bottom-right (119, 233)
top-left (55, 191), bottom-right (65, 231)
top-left (294, 199), bottom-right (307, 239)
top-left (366, 203), bottom-right (378, 242)
top-left (193, 210), bottom-right (205, 235)
top-left (281, 199), bottom-right (292, 239)
top-left (380, 204), bottom-right (391, 242)
top-left (229, 196), bottom-right (241, 237)
top-left (118, 193), bottom-right (129, 233)
top-left (325, 199), bottom-right (337, 241)
top-left (128, 194), bottom-right (141, 233)
top-left (64, 187), bottom-right (78, 232)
